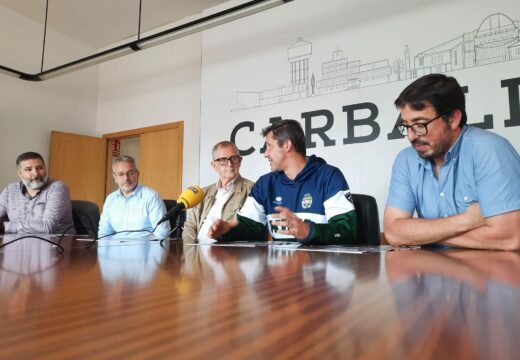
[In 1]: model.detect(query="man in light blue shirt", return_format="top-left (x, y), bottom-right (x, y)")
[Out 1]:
top-left (98, 156), bottom-right (170, 238)
top-left (385, 74), bottom-right (520, 250)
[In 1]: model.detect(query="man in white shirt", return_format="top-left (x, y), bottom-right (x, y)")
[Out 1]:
top-left (182, 141), bottom-right (254, 243)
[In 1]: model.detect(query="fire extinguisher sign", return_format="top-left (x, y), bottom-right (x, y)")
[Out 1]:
top-left (112, 139), bottom-right (121, 157)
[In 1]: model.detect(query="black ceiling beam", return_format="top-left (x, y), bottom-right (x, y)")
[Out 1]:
top-left (0, 0), bottom-right (294, 81)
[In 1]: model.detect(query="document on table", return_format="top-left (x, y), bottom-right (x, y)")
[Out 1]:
top-left (188, 241), bottom-right (415, 254)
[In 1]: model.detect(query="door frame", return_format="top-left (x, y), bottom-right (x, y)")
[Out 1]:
top-left (103, 121), bottom-right (184, 198)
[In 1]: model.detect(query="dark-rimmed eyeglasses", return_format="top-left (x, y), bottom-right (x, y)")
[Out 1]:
top-left (395, 115), bottom-right (443, 136)
top-left (213, 155), bottom-right (241, 166)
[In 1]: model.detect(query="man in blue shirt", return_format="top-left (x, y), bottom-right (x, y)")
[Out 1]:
top-left (98, 156), bottom-right (170, 238)
top-left (385, 74), bottom-right (520, 250)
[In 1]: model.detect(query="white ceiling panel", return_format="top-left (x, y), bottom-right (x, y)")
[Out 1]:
top-left (0, 0), bottom-right (230, 48)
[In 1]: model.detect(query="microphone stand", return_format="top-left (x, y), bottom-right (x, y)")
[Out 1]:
top-left (166, 211), bottom-right (185, 240)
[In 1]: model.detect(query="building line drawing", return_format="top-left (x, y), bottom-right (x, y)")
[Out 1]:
top-left (234, 13), bottom-right (520, 111)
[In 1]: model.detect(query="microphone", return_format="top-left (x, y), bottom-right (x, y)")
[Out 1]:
top-left (157, 185), bottom-right (205, 226)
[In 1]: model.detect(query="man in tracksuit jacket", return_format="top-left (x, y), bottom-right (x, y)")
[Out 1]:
top-left (208, 120), bottom-right (357, 245)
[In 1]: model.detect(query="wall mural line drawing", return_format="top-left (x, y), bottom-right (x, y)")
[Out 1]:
top-left (234, 13), bottom-right (520, 111)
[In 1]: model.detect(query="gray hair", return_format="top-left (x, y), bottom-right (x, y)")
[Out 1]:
top-left (113, 155), bottom-right (137, 170)
top-left (211, 141), bottom-right (239, 159)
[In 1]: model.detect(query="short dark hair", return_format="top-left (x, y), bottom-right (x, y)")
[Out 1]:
top-left (261, 120), bottom-right (306, 157)
top-left (394, 73), bottom-right (467, 127)
top-left (16, 152), bottom-right (45, 166)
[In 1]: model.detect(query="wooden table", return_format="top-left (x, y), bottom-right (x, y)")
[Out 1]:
top-left (0, 236), bottom-right (519, 359)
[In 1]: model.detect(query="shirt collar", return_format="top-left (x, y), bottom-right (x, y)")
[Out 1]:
top-left (416, 125), bottom-right (467, 169)
top-left (19, 179), bottom-right (50, 199)
top-left (444, 125), bottom-right (467, 163)
top-left (217, 175), bottom-right (238, 192)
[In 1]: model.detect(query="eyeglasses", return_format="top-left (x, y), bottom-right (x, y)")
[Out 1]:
top-left (114, 170), bottom-right (138, 178)
top-left (395, 115), bottom-right (443, 136)
top-left (213, 155), bottom-right (241, 166)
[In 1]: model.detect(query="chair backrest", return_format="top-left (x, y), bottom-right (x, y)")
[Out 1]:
top-left (163, 199), bottom-right (186, 229)
top-left (351, 193), bottom-right (380, 245)
top-left (71, 200), bottom-right (100, 236)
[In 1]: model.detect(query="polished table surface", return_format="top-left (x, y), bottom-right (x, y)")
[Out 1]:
top-left (0, 235), bottom-right (519, 359)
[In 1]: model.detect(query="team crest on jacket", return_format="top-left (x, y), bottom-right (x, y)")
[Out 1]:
top-left (302, 193), bottom-right (312, 209)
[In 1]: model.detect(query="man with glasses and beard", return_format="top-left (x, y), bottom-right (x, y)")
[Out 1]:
top-left (384, 74), bottom-right (520, 250)
top-left (0, 152), bottom-right (75, 234)
top-left (98, 155), bottom-right (170, 238)
top-left (183, 141), bottom-right (254, 243)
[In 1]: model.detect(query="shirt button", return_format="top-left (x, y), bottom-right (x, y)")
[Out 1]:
top-left (440, 192), bottom-right (445, 197)
top-left (444, 214), bottom-right (448, 217)
top-left (463, 196), bottom-right (468, 201)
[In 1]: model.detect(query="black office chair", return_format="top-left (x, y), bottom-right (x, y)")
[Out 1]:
top-left (163, 199), bottom-right (186, 239)
top-left (351, 193), bottom-right (380, 245)
top-left (71, 200), bottom-right (100, 236)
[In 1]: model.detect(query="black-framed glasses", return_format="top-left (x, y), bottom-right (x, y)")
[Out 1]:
top-left (395, 115), bottom-right (443, 136)
top-left (213, 155), bottom-right (241, 166)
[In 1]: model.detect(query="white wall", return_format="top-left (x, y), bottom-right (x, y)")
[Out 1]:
top-left (0, 5), bottom-right (44, 72)
top-left (200, 0), bottom-right (520, 227)
top-left (96, 34), bottom-right (202, 190)
top-left (2, 0), bottom-right (519, 231)
top-left (0, 6), bottom-right (99, 188)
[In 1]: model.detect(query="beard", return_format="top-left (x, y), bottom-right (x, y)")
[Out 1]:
top-left (22, 176), bottom-right (48, 190)
top-left (412, 134), bottom-right (454, 161)
top-left (267, 158), bottom-right (280, 172)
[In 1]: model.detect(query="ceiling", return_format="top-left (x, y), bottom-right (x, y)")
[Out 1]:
top-left (0, 0), bottom-right (231, 49)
